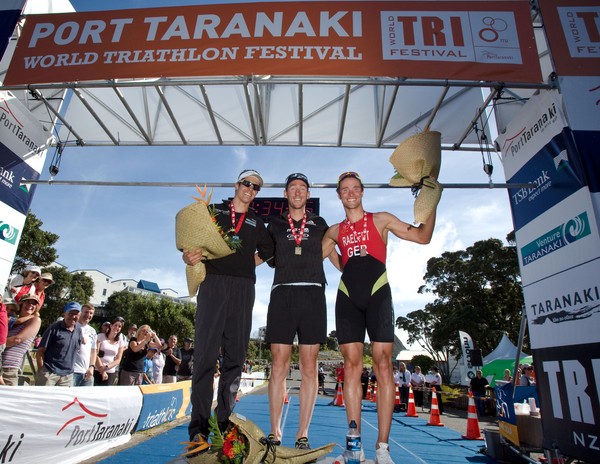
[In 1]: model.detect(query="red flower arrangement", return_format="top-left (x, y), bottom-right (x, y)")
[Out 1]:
top-left (209, 413), bottom-right (248, 464)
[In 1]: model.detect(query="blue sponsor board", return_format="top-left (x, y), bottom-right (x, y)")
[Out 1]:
top-left (520, 212), bottom-right (591, 266)
top-left (0, 142), bottom-right (39, 215)
top-left (0, 3), bottom-right (24, 61)
top-left (508, 128), bottom-right (585, 230)
top-left (572, 130), bottom-right (600, 194)
top-left (135, 388), bottom-right (184, 432)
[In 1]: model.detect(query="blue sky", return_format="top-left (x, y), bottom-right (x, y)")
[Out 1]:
top-left (27, 0), bottom-right (515, 343)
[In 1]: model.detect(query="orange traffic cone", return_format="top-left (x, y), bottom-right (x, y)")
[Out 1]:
top-left (334, 383), bottom-right (345, 407)
top-left (366, 381), bottom-right (372, 400)
top-left (405, 386), bottom-right (418, 417)
top-left (427, 387), bottom-right (444, 426)
top-left (284, 392), bottom-right (289, 404)
top-left (462, 392), bottom-right (483, 440)
top-left (371, 383), bottom-right (377, 403)
top-left (394, 384), bottom-right (401, 413)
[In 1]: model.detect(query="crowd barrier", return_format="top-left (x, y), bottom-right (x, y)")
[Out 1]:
top-left (0, 372), bottom-right (266, 464)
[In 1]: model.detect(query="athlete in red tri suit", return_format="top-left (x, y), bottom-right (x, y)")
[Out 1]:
top-left (322, 172), bottom-right (440, 464)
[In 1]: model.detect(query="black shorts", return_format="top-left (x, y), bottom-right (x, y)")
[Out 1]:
top-left (335, 256), bottom-right (395, 344)
top-left (265, 284), bottom-right (326, 345)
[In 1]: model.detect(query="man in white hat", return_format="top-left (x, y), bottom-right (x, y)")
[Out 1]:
top-left (323, 171), bottom-right (439, 464)
top-left (182, 169), bottom-right (274, 456)
top-left (36, 302), bottom-right (84, 386)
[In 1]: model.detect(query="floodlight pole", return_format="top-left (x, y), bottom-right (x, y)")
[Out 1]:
top-left (512, 306), bottom-right (529, 397)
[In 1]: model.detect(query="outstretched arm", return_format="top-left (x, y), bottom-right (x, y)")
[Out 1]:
top-left (377, 209), bottom-right (437, 244)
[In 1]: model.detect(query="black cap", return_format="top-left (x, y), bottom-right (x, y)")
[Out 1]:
top-left (285, 173), bottom-right (309, 188)
top-left (184, 337), bottom-right (193, 343)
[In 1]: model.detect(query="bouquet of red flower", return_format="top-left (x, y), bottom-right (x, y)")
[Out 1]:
top-left (209, 413), bottom-right (248, 464)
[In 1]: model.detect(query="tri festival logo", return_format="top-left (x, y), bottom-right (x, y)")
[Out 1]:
top-left (58, 397), bottom-right (134, 448)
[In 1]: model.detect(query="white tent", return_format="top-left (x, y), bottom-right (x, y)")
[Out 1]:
top-left (483, 334), bottom-right (528, 364)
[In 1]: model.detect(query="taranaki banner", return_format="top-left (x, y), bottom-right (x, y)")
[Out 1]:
top-left (3, 1), bottom-right (542, 85)
top-left (499, 90), bottom-right (600, 463)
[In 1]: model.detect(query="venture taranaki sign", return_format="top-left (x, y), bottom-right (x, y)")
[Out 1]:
top-left (4, 1), bottom-right (541, 85)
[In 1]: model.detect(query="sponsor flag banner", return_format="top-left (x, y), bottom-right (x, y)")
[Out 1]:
top-left (498, 89), bottom-right (600, 463)
top-left (539, 0), bottom-right (600, 77)
top-left (0, 90), bottom-right (49, 286)
top-left (0, 385), bottom-right (143, 464)
top-left (458, 330), bottom-right (478, 385)
top-left (4, 1), bottom-right (542, 85)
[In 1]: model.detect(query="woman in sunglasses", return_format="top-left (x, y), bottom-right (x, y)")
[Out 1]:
top-left (94, 316), bottom-right (127, 386)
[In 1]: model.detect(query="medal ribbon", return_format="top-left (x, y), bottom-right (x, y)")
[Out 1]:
top-left (345, 212), bottom-right (368, 251)
top-left (288, 213), bottom-right (307, 246)
top-left (230, 202), bottom-right (246, 235)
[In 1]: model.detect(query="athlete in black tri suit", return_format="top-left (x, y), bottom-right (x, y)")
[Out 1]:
top-left (322, 171), bottom-right (439, 464)
top-left (182, 169), bottom-right (274, 456)
top-left (263, 172), bottom-right (339, 450)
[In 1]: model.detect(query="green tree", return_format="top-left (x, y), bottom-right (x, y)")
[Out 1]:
top-left (11, 212), bottom-right (59, 274)
top-left (325, 330), bottom-right (338, 351)
top-left (410, 354), bottom-right (434, 373)
top-left (396, 235), bottom-right (524, 380)
top-left (39, 266), bottom-right (95, 331)
top-left (103, 290), bottom-right (195, 341)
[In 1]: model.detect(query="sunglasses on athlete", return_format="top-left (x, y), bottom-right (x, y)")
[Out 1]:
top-left (239, 179), bottom-right (261, 192)
top-left (337, 171), bottom-right (362, 186)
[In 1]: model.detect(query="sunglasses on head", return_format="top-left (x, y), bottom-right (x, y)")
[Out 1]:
top-left (113, 316), bottom-right (125, 323)
top-left (338, 171), bottom-right (361, 183)
top-left (239, 179), bottom-right (261, 191)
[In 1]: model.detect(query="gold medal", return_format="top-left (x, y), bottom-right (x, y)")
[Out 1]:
top-left (295, 246), bottom-right (302, 255)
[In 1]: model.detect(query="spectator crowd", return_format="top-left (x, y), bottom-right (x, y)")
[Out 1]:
top-left (1, 275), bottom-right (194, 387)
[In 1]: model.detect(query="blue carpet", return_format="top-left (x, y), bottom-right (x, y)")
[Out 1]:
top-left (99, 395), bottom-right (495, 463)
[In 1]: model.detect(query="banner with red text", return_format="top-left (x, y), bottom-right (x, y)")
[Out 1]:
top-left (4, 1), bottom-right (542, 85)
top-left (0, 385), bottom-right (142, 464)
top-left (539, 0), bottom-right (600, 77)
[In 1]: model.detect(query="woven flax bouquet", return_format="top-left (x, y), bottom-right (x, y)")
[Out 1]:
top-left (389, 130), bottom-right (443, 224)
top-left (176, 190), bottom-right (235, 297)
top-left (187, 413), bottom-right (334, 464)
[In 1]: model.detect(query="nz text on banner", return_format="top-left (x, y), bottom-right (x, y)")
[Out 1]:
top-left (0, 385), bottom-right (143, 464)
top-left (4, 1), bottom-right (542, 85)
top-left (498, 89), bottom-right (600, 463)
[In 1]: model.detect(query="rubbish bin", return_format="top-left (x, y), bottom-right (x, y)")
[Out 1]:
top-left (484, 429), bottom-right (503, 460)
